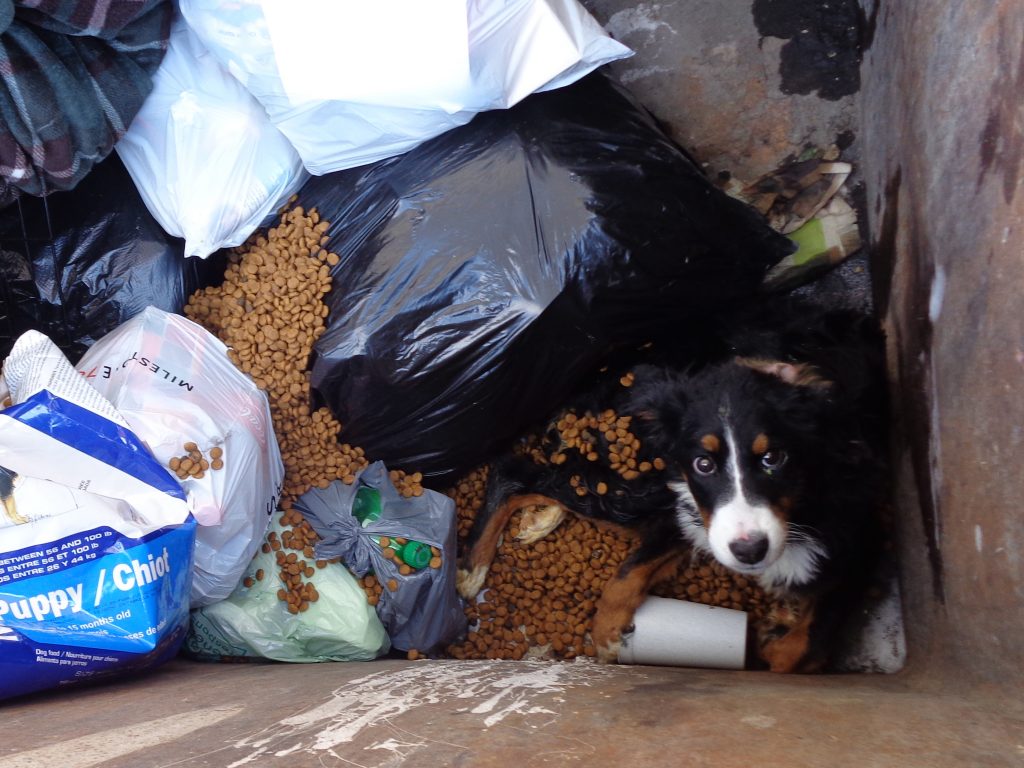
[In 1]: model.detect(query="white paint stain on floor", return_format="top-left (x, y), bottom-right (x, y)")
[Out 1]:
top-left (227, 659), bottom-right (621, 767)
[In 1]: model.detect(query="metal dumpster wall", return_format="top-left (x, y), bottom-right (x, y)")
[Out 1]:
top-left (860, 0), bottom-right (1024, 684)
top-left (584, 0), bottom-right (1024, 685)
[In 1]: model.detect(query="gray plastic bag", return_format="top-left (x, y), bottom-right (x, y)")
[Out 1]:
top-left (294, 462), bottom-right (465, 653)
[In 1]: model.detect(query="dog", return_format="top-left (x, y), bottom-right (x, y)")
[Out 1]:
top-left (457, 301), bottom-right (887, 672)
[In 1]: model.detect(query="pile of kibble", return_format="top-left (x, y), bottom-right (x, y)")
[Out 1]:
top-left (443, 466), bottom-right (775, 661)
top-left (184, 201), bottom-right (425, 623)
top-left (519, 407), bottom-right (666, 486)
top-left (185, 201), bottom-right (777, 661)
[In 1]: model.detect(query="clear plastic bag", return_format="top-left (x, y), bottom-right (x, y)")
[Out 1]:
top-left (185, 513), bottom-right (390, 663)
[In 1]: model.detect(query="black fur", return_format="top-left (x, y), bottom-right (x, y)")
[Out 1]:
top-left (460, 301), bottom-right (888, 671)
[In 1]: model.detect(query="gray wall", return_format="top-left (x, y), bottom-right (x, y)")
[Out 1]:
top-left (586, 0), bottom-right (1024, 684)
top-left (860, 0), bottom-right (1024, 683)
top-left (582, 0), bottom-right (861, 181)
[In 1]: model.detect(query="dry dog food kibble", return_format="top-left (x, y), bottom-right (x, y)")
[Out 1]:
top-left (449, 466), bottom-right (489, 542)
top-left (186, 204), bottom-right (373, 611)
top-left (167, 442), bottom-right (224, 481)
top-left (446, 442), bottom-right (781, 660)
top-left (446, 482), bottom-right (634, 661)
top-left (183, 202), bottom-right (775, 654)
top-left (186, 203), bottom-right (367, 500)
top-left (389, 469), bottom-right (425, 498)
top-left (518, 404), bottom-right (663, 485)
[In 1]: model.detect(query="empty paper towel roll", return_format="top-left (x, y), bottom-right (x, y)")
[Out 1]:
top-left (618, 596), bottom-right (748, 669)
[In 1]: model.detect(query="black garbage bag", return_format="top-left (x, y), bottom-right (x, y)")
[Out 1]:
top-left (304, 73), bottom-right (795, 485)
top-left (0, 153), bottom-right (224, 361)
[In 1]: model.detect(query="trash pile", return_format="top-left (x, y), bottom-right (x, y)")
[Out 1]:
top-left (0, 0), bottom-right (882, 703)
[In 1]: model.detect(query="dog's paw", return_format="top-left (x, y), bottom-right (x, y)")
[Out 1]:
top-left (591, 615), bottom-right (626, 664)
top-left (759, 629), bottom-right (811, 673)
top-left (515, 504), bottom-right (566, 545)
top-left (456, 565), bottom-right (489, 599)
top-left (755, 596), bottom-right (816, 673)
top-left (595, 640), bottom-right (621, 664)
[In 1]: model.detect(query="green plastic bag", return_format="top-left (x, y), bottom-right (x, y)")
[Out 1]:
top-left (184, 515), bottom-right (389, 662)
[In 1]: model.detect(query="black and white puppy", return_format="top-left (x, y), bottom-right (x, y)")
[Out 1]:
top-left (458, 303), bottom-right (887, 672)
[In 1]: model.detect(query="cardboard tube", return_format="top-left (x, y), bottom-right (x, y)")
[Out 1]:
top-left (618, 596), bottom-right (748, 669)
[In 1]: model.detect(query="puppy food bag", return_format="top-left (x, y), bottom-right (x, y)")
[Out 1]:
top-left (0, 331), bottom-right (195, 702)
top-left (77, 307), bottom-right (284, 607)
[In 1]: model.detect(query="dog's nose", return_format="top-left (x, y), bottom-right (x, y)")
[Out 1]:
top-left (729, 533), bottom-right (769, 565)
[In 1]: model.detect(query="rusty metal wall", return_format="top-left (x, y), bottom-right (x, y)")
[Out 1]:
top-left (585, 0), bottom-right (1024, 684)
top-left (582, 0), bottom-right (862, 182)
top-left (861, 0), bottom-right (1024, 683)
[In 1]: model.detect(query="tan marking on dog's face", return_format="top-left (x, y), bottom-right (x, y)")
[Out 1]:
top-left (752, 433), bottom-right (769, 455)
top-left (701, 434), bottom-right (721, 453)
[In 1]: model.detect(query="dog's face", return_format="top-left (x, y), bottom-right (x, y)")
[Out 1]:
top-left (632, 358), bottom-right (833, 589)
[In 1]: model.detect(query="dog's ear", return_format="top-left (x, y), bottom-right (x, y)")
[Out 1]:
top-left (735, 357), bottom-right (833, 390)
top-left (627, 365), bottom-right (689, 452)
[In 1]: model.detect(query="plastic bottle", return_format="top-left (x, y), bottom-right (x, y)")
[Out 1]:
top-left (351, 486), bottom-right (432, 569)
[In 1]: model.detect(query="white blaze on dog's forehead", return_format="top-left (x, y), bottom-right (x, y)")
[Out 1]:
top-left (704, 426), bottom-right (787, 572)
top-left (228, 661), bottom-right (621, 764)
top-left (724, 425), bottom-right (744, 508)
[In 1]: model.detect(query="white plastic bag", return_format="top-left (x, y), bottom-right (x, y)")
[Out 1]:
top-left (178, 0), bottom-right (632, 174)
top-left (0, 331), bottom-right (195, 701)
top-left (77, 308), bottom-right (284, 608)
top-left (117, 18), bottom-right (308, 258)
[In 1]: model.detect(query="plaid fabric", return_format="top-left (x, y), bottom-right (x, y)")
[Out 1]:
top-left (0, 0), bottom-right (171, 206)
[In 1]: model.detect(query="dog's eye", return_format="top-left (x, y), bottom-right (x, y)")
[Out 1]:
top-left (761, 449), bottom-right (788, 472)
top-left (692, 455), bottom-right (717, 476)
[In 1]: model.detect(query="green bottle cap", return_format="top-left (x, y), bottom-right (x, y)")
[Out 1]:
top-left (352, 486), bottom-right (382, 526)
top-left (396, 540), bottom-right (432, 569)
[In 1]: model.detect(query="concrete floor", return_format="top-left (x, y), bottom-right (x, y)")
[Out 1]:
top-left (1, 658), bottom-right (1021, 768)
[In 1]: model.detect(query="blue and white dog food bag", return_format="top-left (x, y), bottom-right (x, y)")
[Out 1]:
top-left (0, 331), bottom-right (195, 702)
